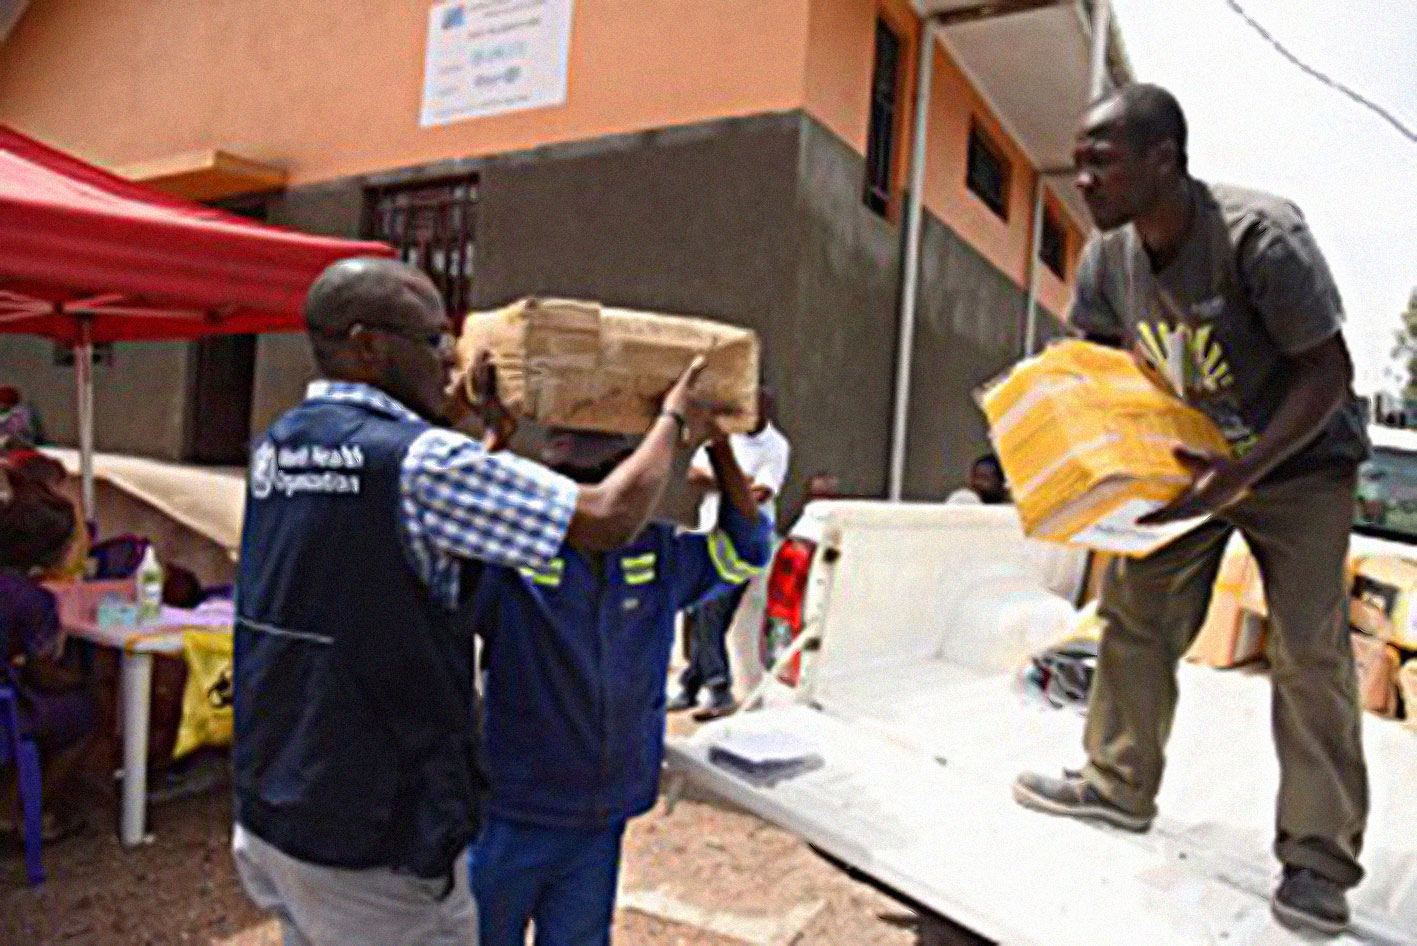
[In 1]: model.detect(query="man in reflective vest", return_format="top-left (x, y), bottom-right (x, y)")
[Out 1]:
top-left (467, 425), bottom-right (772, 946)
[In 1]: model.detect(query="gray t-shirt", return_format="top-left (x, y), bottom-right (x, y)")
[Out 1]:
top-left (1070, 180), bottom-right (1368, 481)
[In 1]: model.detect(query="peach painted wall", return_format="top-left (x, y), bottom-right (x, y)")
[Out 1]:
top-left (804, 0), bottom-right (920, 157)
top-left (0, 0), bottom-right (813, 186)
top-left (1, 0), bottom-right (1083, 308)
top-left (801, 0), bottom-right (1084, 309)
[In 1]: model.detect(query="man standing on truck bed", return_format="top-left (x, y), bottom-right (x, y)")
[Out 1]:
top-left (1013, 85), bottom-right (1369, 937)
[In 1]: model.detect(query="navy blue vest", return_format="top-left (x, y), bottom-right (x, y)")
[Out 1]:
top-left (233, 398), bottom-right (477, 878)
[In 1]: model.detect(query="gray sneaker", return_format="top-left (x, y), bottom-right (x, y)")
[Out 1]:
top-left (1272, 866), bottom-right (1349, 936)
top-left (1012, 770), bottom-right (1153, 832)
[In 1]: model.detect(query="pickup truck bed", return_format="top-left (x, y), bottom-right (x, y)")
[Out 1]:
top-left (666, 502), bottom-right (1417, 946)
top-left (669, 663), bottom-right (1417, 945)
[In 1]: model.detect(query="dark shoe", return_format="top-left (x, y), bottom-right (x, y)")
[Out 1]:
top-left (1272, 866), bottom-right (1349, 936)
top-left (1012, 770), bottom-right (1153, 832)
top-left (691, 686), bottom-right (737, 721)
top-left (666, 687), bottom-right (699, 713)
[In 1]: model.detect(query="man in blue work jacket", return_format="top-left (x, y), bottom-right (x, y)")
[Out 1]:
top-left (467, 424), bottom-right (773, 946)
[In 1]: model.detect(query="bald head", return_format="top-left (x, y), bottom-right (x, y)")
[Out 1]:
top-left (305, 257), bottom-right (444, 350)
top-left (304, 257), bottom-right (456, 421)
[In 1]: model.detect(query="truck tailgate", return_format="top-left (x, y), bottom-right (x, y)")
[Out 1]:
top-left (665, 668), bottom-right (1416, 946)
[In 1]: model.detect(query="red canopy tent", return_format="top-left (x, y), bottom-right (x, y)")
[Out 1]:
top-left (0, 125), bottom-right (392, 511)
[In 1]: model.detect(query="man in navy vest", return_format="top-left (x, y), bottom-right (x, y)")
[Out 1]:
top-left (232, 257), bottom-right (717, 946)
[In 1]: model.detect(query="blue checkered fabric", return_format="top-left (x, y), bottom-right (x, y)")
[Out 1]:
top-left (305, 381), bottom-right (577, 607)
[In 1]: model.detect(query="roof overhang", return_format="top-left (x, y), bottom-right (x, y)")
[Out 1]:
top-left (114, 149), bottom-right (288, 202)
top-left (915, 0), bottom-right (1133, 222)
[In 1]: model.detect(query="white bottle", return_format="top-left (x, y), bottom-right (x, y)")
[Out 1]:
top-left (136, 546), bottom-right (165, 625)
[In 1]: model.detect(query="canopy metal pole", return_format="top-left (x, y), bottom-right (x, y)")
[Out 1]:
top-left (75, 313), bottom-right (96, 518)
top-left (1088, 0), bottom-right (1112, 100)
top-left (887, 14), bottom-right (939, 502)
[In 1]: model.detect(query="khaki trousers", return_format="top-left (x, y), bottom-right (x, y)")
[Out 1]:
top-left (233, 825), bottom-right (477, 946)
top-left (1082, 468), bottom-right (1368, 887)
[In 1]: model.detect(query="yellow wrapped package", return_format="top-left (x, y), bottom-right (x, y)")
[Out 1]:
top-left (172, 629), bottom-right (235, 760)
top-left (980, 340), bottom-right (1230, 557)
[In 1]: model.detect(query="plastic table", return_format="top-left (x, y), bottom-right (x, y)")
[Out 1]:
top-left (57, 604), bottom-right (230, 847)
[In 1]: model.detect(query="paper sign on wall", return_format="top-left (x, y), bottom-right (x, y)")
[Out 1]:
top-left (420, 0), bottom-right (574, 128)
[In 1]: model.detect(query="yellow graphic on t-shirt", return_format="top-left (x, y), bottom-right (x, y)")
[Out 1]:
top-left (1188, 326), bottom-right (1234, 391)
top-left (1135, 320), bottom-right (1256, 454)
top-left (1135, 321), bottom-right (1234, 395)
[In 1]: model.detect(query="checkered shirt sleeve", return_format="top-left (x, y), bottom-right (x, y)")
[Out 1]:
top-left (400, 428), bottom-right (578, 576)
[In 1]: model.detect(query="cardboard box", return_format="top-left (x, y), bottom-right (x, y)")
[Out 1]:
top-left (1187, 542), bottom-right (1268, 668)
top-left (1399, 659), bottom-right (1417, 730)
top-left (455, 298), bottom-right (759, 435)
top-left (1349, 555), bottom-right (1417, 650)
top-left (1352, 632), bottom-right (1402, 718)
top-left (979, 340), bottom-right (1231, 557)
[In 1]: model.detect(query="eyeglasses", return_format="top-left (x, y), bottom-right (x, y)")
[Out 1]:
top-left (328, 322), bottom-right (456, 359)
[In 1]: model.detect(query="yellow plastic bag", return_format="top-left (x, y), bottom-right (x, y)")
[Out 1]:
top-left (172, 629), bottom-right (235, 760)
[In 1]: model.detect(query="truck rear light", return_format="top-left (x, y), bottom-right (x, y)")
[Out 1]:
top-left (760, 537), bottom-right (815, 686)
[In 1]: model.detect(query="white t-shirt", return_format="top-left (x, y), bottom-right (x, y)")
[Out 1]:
top-left (692, 422), bottom-right (791, 531)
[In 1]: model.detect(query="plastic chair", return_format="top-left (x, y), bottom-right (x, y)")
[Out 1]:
top-left (0, 685), bottom-right (44, 885)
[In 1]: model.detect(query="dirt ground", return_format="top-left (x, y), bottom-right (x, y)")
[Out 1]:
top-left (3, 718), bottom-right (988, 946)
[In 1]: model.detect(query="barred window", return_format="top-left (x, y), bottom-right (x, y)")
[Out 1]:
top-left (1040, 208), bottom-right (1067, 279)
top-left (364, 176), bottom-right (478, 323)
top-left (863, 18), bottom-right (903, 217)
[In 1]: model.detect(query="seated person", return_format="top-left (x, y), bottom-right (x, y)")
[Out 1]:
top-left (946, 453), bottom-right (1010, 505)
top-left (467, 423), bottom-right (772, 946)
top-left (0, 460), bottom-right (96, 842)
top-left (4, 449), bottom-right (88, 580)
top-left (161, 564), bottom-right (206, 609)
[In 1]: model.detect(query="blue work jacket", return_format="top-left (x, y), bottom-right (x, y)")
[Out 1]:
top-left (471, 501), bottom-right (772, 829)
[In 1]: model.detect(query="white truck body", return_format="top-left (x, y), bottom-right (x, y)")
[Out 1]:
top-left (666, 501), bottom-right (1417, 946)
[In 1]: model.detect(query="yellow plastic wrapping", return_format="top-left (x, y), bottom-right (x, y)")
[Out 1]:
top-left (172, 629), bottom-right (235, 760)
top-left (980, 340), bottom-right (1230, 556)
